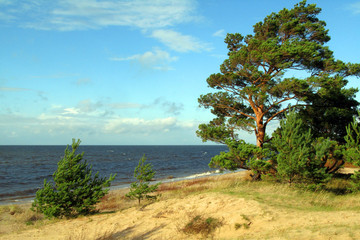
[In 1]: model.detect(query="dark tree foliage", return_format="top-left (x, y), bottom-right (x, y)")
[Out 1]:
top-left (298, 78), bottom-right (359, 143)
top-left (31, 139), bottom-right (116, 219)
top-left (197, 0), bottom-right (360, 148)
top-left (209, 139), bottom-right (274, 180)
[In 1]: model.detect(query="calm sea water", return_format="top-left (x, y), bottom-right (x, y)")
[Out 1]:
top-left (0, 145), bottom-right (229, 204)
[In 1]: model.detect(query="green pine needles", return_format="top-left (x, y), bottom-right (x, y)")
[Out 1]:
top-left (31, 139), bottom-right (116, 219)
top-left (273, 110), bottom-right (314, 184)
top-left (344, 112), bottom-right (360, 165)
top-left (272, 110), bottom-right (331, 185)
top-left (344, 112), bottom-right (360, 191)
top-left (126, 155), bottom-right (160, 205)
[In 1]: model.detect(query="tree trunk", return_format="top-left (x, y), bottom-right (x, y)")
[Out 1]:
top-left (256, 121), bottom-right (266, 148)
top-left (251, 172), bottom-right (262, 181)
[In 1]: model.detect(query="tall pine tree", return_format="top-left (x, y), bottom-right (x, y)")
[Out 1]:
top-left (198, 1), bottom-right (360, 148)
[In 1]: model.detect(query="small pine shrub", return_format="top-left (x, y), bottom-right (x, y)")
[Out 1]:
top-left (344, 112), bottom-right (360, 192)
top-left (272, 110), bottom-right (331, 185)
top-left (126, 155), bottom-right (160, 205)
top-left (31, 139), bottom-right (116, 219)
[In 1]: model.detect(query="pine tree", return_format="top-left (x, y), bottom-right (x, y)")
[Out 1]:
top-left (272, 110), bottom-right (312, 185)
top-left (208, 139), bottom-right (274, 180)
top-left (31, 139), bottom-right (116, 218)
top-left (344, 112), bottom-right (360, 165)
top-left (197, 0), bottom-right (360, 149)
top-left (126, 155), bottom-right (159, 205)
top-left (272, 110), bottom-right (330, 185)
top-left (344, 112), bottom-right (360, 191)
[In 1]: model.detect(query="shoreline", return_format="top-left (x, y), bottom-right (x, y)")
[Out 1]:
top-left (0, 169), bottom-right (245, 206)
top-left (2, 166), bottom-right (357, 206)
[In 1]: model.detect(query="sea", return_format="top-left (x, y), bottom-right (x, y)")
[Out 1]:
top-left (0, 145), bottom-right (233, 205)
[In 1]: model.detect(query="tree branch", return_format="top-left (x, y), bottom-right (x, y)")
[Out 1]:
top-left (263, 96), bottom-right (296, 116)
top-left (264, 103), bottom-right (309, 125)
top-left (214, 102), bottom-right (256, 121)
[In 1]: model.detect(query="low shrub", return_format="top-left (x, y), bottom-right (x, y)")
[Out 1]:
top-left (181, 214), bottom-right (223, 237)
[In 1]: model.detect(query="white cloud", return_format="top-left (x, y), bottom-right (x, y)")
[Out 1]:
top-left (348, 2), bottom-right (360, 14)
top-left (49, 98), bottom-right (184, 120)
top-left (1, 112), bottom-right (195, 139)
top-left (151, 29), bottom-right (212, 52)
top-left (77, 99), bottom-right (103, 113)
top-left (213, 29), bottom-right (225, 38)
top-left (0, 113), bottom-right (201, 144)
top-left (104, 117), bottom-right (194, 134)
top-left (62, 107), bottom-right (79, 115)
top-left (0, 95), bottom-right (200, 144)
top-left (49, 100), bottom-right (105, 117)
top-left (109, 103), bottom-right (143, 109)
top-left (2, 0), bottom-right (199, 31)
top-left (110, 48), bottom-right (178, 70)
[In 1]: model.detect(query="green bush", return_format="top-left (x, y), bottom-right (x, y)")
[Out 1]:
top-left (126, 155), bottom-right (159, 204)
top-left (344, 112), bottom-right (360, 165)
top-left (209, 139), bottom-right (274, 180)
top-left (344, 112), bottom-right (360, 191)
top-left (182, 215), bottom-right (223, 237)
top-left (272, 110), bottom-right (331, 185)
top-left (31, 139), bottom-right (116, 219)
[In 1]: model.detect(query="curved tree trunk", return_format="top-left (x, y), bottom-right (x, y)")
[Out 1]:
top-left (256, 127), bottom-right (266, 148)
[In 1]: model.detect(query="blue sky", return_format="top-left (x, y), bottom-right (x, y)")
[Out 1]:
top-left (1, 0), bottom-right (360, 145)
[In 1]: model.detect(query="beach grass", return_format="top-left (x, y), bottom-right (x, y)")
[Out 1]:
top-left (0, 203), bottom-right (46, 235)
top-left (1, 170), bottom-right (360, 239)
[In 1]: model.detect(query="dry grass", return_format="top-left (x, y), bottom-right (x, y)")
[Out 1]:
top-left (66, 226), bottom-right (118, 240)
top-left (0, 175), bottom-right (235, 237)
top-left (96, 191), bottom-right (130, 213)
top-left (0, 204), bottom-right (45, 235)
top-left (180, 212), bottom-right (223, 238)
top-left (155, 177), bottom-right (216, 199)
top-left (2, 170), bottom-right (360, 240)
top-left (218, 176), bottom-right (360, 212)
top-left (153, 171), bottom-right (360, 214)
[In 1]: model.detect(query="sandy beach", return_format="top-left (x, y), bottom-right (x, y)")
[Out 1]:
top-left (1, 170), bottom-right (360, 240)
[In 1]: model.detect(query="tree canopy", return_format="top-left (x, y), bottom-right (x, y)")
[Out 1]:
top-left (198, 0), bottom-right (360, 148)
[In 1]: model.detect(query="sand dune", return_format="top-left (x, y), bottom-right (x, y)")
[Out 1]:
top-left (2, 171), bottom-right (360, 240)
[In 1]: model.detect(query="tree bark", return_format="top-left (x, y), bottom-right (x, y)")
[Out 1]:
top-left (256, 117), bottom-right (266, 148)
